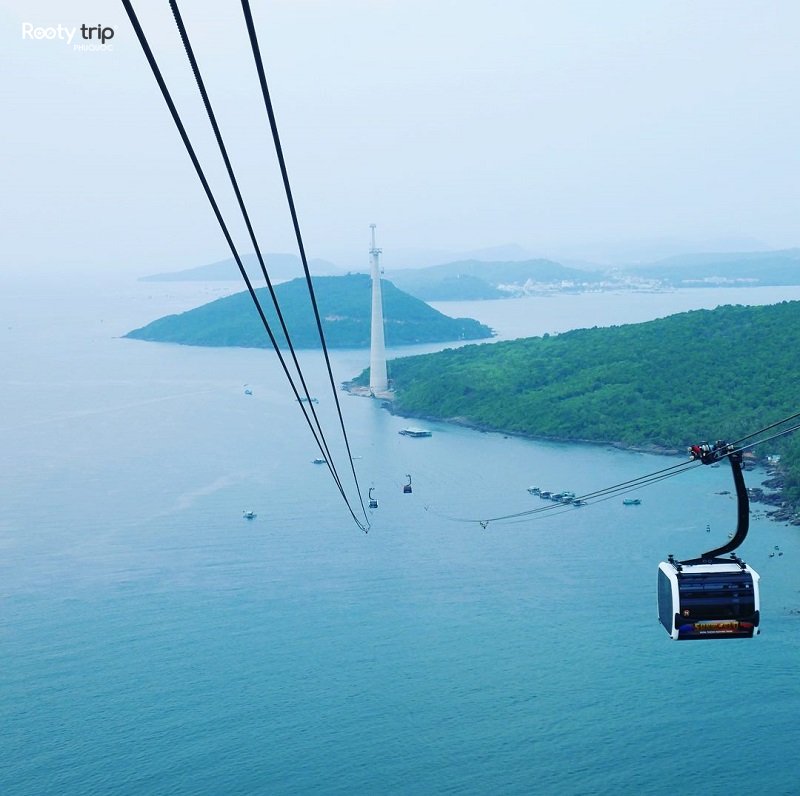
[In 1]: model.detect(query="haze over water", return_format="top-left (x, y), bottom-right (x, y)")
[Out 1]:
top-left (2, 273), bottom-right (800, 794)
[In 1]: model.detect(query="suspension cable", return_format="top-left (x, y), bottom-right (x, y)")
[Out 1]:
top-left (430, 459), bottom-right (701, 526)
top-left (239, 0), bottom-right (369, 522)
top-left (738, 421), bottom-right (800, 455)
top-left (730, 410), bottom-right (800, 448)
top-left (121, 0), bottom-right (369, 532)
top-left (497, 466), bottom-right (703, 527)
top-left (429, 413), bottom-right (800, 528)
top-left (166, 0), bottom-right (360, 523)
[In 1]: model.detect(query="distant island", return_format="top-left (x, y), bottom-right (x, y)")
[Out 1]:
top-left (140, 252), bottom-right (341, 283)
top-left (138, 247), bottom-right (800, 300)
top-left (350, 301), bottom-right (800, 520)
top-left (624, 248), bottom-right (800, 287)
top-left (125, 273), bottom-right (493, 349)
top-left (386, 258), bottom-right (605, 301)
top-left (381, 248), bottom-right (800, 301)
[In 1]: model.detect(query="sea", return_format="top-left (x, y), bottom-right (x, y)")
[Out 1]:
top-left (2, 270), bottom-right (799, 795)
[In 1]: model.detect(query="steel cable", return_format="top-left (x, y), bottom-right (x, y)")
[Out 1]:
top-left (121, 0), bottom-right (369, 531)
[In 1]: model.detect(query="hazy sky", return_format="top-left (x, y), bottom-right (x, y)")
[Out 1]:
top-left (3, 1), bottom-right (799, 274)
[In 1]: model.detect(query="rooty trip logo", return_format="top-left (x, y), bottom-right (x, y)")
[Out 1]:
top-left (21, 23), bottom-right (115, 47)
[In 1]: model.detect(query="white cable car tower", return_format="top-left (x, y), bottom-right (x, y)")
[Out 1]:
top-left (368, 223), bottom-right (389, 395)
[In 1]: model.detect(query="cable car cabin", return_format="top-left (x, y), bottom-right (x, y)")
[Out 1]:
top-left (658, 560), bottom-right (760, 640)
top-left (658, 441), bottom-right (761, 640)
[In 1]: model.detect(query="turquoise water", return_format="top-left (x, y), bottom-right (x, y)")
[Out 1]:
top-left (2, 274), bottom-right (799, 794)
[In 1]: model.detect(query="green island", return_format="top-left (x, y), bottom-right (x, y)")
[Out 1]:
top-left (351, 301), bottom-right (800, 518)
top-left (125, 274), bottom-right (493, 348)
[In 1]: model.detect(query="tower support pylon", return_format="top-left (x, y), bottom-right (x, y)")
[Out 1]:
top-left (369, 223), bottom-right (389, 394)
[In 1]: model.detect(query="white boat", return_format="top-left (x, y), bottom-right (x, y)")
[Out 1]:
top-left (242, 510), bottom-right (257, 519)
top-left (399, 428), bottom-right (432, 438)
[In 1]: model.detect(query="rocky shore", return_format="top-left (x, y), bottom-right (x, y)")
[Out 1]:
top-left (749, 475), bottom-right (800, 525)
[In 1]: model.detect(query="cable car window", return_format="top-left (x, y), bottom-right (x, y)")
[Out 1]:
top-left (658, 570), bottom-right (673, 632)
top-left (677, 573), bottom-right (755, 621)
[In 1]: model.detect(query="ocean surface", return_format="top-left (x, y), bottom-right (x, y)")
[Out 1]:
top-left (2, 272), bottom-right (800, 795)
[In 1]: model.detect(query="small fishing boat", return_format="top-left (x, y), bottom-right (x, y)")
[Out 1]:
top-left (312, 458), bottom-right (326, 465)
top-left (623, 498), bottom-right (641, 506)
top-left (242, 510), bottom-right (256, 519)
top-left (540, 491), bottom-right (552, 499)
top-left (527, 486), bottom-right (541, 495)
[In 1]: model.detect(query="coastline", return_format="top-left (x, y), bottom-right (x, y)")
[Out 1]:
top-left (343, 382), bottom-right (800, 525)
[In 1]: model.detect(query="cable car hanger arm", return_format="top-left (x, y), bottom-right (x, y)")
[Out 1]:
top-left (687, 441), bottom-right (749, 560)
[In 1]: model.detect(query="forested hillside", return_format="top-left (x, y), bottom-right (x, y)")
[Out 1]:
top-left (125, 274), bottom-right (493, 349)
top-left (355, 302), bottom-right (800, 510)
